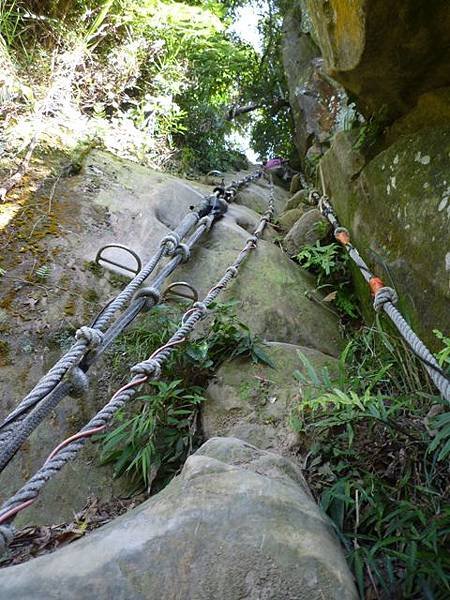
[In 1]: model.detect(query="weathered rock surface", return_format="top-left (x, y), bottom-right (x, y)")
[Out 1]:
top-left (386, 88), bottom-right (450, 144)
top-left (0, 437), bottom-right (357, 600)
top-left (277, 207), bottom-right (305, 231)
top-left (290, 172), bottom-right (303, 194)
top-left (234, 178), bottom-right (289, 214)
top-left (282, 2), bottom-right (347, 159)
top-left (283, 209), bottom-right (331, 256)
top-left (285, 189), bottom-right (311, 211)
top-left (0, 150), bottom-right (340, 527)
top-left (203, 342), bottom-right (337, 453)
top-left (166, 210), bottom-right (341, 355)
top-left (305, 0), bottom-right (450, 119)
top-left (321, 126), bottom-right (450, 347)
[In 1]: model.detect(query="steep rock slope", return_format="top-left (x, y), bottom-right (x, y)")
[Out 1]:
top-left (0, 150), bottom-right (341, 528)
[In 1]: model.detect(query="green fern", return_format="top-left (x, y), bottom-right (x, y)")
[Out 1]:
top-left (35, 264), bottom-right (50, 281)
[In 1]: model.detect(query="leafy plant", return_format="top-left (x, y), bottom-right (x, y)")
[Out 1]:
top-left (297, 242), bottom-right (342, 278)
top-left (353, 106), bottom-right (387, 152)
top-left (289, 328), bottom-right (449, 598)
top-left (102, 300), bottom-right (273, 489)
top-left (195, 300), bottom-right (275, 369)
top-left (100, 380), bottom-right (205, 490)
top-left (428, 410), bottom-right (450, 462)
top-left (296, 241), bottom-right (359, 321)
top-left (433, 329), bottom-right (450, 370)
top-left (34, 264), bottom-right (50, 281)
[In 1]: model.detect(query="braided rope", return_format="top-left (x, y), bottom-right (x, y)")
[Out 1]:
top-left (0, 220), bottom-right (210, 472)
top-left (0, 173), bottom-right (259, 452)
top-left (0, 173), bottom-right (261, 472)
top-left (316, 192), bottom-right (450, 402)
top-left (382, 302), bottom-right (450, 401)
top-left (0, 173), bottom-right (273, 554)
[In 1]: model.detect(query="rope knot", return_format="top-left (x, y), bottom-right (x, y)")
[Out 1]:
top-left (246, 235), bottom-right (258, 248)
top-left (226, 266), bottom-right (238, 278)
top-left (176, 243), bottom-right (191, 263)
top-left (198, 215), bottom-right (213, 231)
top-left (192, 301), bottom-right (208, 318)
top-left (134, 286), bottom-right (161, 307)
top-left (334, 227), bottom-right (350, 245)
top-left (160, 233), bottom-right (180, 256)
top-left (309, 190), bottom-right (321, 205)
top-left (68, 367), bottom-right (89, 398)
top-left (75, 326), bottom-right (104, 348)
top-left (130, 359), bottom-right (161, 380)
top-left (373, 286), bottom-right (398, 312)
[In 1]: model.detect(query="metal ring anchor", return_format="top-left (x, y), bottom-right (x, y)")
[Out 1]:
top-left (162, 281), bottom-right (198, 304)
top-left (95, 244), bottom-right (142, 276)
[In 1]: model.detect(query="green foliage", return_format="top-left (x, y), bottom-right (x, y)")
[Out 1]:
top-left (290, 326), bottom-right (450, 598)
top-left (2, 0), bottom-right (295, 171)
top-left (194, 300), bottom-right (275, 369)
top-left (100, 379), bottom-right (205, 488)
top-left (101, 300), bottom-right (273, 489)
top-left (296, 241), bottom-right (359, 320)
top-left (297, 242), bottom-right (342, 278)
top-left (0, 0), bottom-right (22, 50)
top-left (353, 106), bottom-right (388, 152)
top-left (34, 264), bottom-right (51, 281)
top-left (428, 411), bottom-right (450, 461)
top-left (433, 329), bottom-right (450, 370)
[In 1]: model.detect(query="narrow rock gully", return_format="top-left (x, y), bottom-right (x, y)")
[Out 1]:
top-left (0, 149), bottom-right (358, 598)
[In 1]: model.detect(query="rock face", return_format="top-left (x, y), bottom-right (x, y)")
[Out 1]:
top-left (285, 189), bottom-right (311, 211)
top-left (0, 437), bottom-right (357, 600)
top-left (321, 127), bottom-right (450, 347)
top-left (277, 207), bottom-right (305, 230)
top-left (0, 149), bottom-right (340, 527)
top-left (283, 209), bottom-right (331, 257)
top-left (203, 342), bottom-right (337, 453)
top-left (166, 204), bottom-right (341, 355)
top-left (305, 0), bottom-right (450, 119)
top-left (281, 2), bottom-right (346, 160)
top-left (281, 1), bottom-right (450, 349)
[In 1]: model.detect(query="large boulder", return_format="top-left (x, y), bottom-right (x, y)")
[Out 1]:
top-left (0, 437), bottom-right (357, 600)
top-left (320, 126), bottom-right (450, 348)
top-left (277, 207), bottom-right (305, 231)
top-left (283, 209), bottom-right (331, 256)
top-left (233, 178), bottom-right (289, 215)
top-left (285, 189), bottom-right (312, 211)
top-left (169, 214), bottom-right (341, 354)
top-left (305, 0), bottom-right (450, 119)
top-left (203, 342), bottom-right (338, 453)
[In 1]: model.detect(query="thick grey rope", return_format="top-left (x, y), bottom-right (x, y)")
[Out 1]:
top-left (0, 175), bottom-right (273, 553)
top-left (0, 246), bottom-right (165, 445)
top-left (316, 195), bottom-right (450, 402)
top-left (0, 174), bottom-right (258, 447)
top-left (378, 297), bottom-right (450, 402)
top-left (0, 218), bottom-right (214, 472)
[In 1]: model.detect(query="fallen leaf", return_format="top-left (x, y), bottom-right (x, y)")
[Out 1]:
top-left (322, 291), bottom-right (337, 302)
